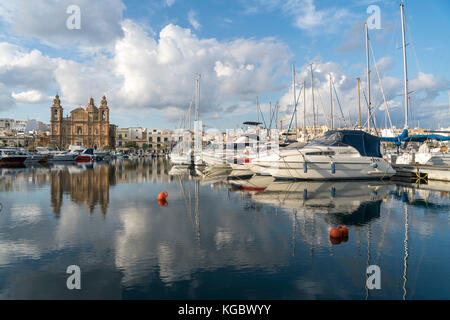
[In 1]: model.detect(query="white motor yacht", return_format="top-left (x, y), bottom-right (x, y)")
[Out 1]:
top-left (250, 130), bottom-right (396, 180)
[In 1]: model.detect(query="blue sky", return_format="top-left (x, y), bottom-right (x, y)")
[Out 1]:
top-left (0, 0), bottom-right (449, 129)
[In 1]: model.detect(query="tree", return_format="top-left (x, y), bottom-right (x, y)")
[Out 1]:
top-left (124, 141), bottom-right (138, 149)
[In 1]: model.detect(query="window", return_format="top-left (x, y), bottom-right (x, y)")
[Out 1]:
top-left (77, 127), bottom-right (82, 135)
top-left (149, 137), bottom-right (153, 142)
top-left (102, 111), bottom-right (106, 120)
top-left (157, 137), bottom-right (161, 142)
top-left (119, 134), bottom-right (122, 139)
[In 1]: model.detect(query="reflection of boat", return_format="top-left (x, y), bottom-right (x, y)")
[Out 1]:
top-left (251, 180), bottom-right (391, 217)
top-left (251, 130), bottom-right (396, 180)
top-left (228, 175), bottom-right (274, 193)
top-left (169, 165), bottom-right (192, 177)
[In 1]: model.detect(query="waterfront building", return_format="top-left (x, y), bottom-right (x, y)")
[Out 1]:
top-left (50, 94), bottom-right (116, 150)
top-left (116, 127), bottom-right (148, 149)
top-left (147, 129), bottom-right (173, 153)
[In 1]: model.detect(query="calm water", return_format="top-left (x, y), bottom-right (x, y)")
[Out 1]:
top-left (0, 159), bottom-right (449, 300)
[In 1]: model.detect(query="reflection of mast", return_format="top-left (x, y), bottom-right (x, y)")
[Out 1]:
top-left (365, 224), bottom-right (371, 300)
top-left (403, 204), bottom-right (409, 300)
top-left (292, 209), bottom-right (297, 257)
top-left (195, 179), bottom-right (200, 243)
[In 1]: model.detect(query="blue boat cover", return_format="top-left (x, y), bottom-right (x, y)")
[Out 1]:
top-left (319, 130), bottom-right (382, 158)
top-left (380, 129), bottom-right (450, 145)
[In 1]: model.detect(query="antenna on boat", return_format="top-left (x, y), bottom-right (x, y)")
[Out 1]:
top-left (400, 3), bottom-right (409, 129)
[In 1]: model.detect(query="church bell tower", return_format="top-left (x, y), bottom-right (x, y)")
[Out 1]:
top-left (50, 93), bottom-right (63, 147)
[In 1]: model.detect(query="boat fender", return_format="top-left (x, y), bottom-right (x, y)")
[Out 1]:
top-left (331, 162), bottom-right (336, 174)
top-left (303, 162), bottom-right (307, 173)
top-left (371, 162), bottom-right (378, 169)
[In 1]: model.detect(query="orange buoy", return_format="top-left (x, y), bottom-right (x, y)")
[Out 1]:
top-left (158, 198), bottom-right (168, 207)
top-left (338, 225), bottom-right (349, 237)
top-left (329, 228), bottom-right (342, 239)
top-left (157, 191), bottom-right (168, 201)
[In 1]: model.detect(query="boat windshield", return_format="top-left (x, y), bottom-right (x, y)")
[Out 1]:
top-left (307, 132), bottom-right (348, 147)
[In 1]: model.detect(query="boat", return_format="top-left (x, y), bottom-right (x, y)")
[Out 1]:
top-left (251, 180), bottom-right (390, 217)
top-left (76, 148), bottom-right (95, 162)
top-left (250, 130), bottom-right (396, 180)
top-left (0, 148), bottom-right (28, 167)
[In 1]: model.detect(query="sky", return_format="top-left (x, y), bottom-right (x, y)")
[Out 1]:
top-left (0, 0), bottom-right (449, 130)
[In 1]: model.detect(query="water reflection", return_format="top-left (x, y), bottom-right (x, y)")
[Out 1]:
top-left (0, 159), bottom-right (449, 299)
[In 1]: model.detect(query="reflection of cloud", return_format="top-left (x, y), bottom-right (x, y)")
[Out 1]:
top-left (10, 204), bottom-right (42, 224)
top-left (0, 240), bottom-right (41, 266)
top-left (215, 229), bottom-right (233, 248)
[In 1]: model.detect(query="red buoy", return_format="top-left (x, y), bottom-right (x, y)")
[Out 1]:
top-left (329, 228), bottom-right (342, 239)
top-left (157, 191), bottom-right (168, 201)
top-left (338, 225), bottom-right (349, 237)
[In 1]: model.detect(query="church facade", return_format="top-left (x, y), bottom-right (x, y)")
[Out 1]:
top-left (50, 94), bottom-right (116, 149)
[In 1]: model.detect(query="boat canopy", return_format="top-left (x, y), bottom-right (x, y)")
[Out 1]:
top-left (310, 130), bottom-right (382, 158)
top-left (243, 121), bottom-right (262, 126)
top-left (380, 129), bottom-right (450, 145)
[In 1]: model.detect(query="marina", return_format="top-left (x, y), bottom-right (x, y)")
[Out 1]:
top-left (0, 0), bottom-right (448, 304)
top-left (0, 158), bottom-right (449, 299)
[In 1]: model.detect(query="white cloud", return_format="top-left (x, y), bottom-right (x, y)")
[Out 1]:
top-left (113, 21), bottom-right (290, 115)
top-left (0, 83), bottom-right (14, 110)
top-left (0, 0), bottom-right (125, 48)
top-left (165, 0), bottom-right (176, 7)
top-left (187, 10), bottom-right (201, 30)
top-left (12, 90), bottom-right (51, 104)
top-left (277, 57), bottom-right (450, 129)
top-left (245, 0), bottom-right (353, 34)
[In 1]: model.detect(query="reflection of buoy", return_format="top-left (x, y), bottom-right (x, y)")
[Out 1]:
top-left (330, 228), bottom-right (342, 238)
top-left (338, 225), bottom-right (349, 237)
top-left (330, 237), bottom-right (341, 245)
top-left (158, 199), bottom-right (168, 207)
top-left (157, 191), bottom-right (168, 201)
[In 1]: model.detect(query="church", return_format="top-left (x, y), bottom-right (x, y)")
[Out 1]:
top-left (50, 94), bottom-right (116, 150)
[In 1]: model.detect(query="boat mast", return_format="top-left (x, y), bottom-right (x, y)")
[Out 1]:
top-left (401, 3), bottom-right (409, 129)
top-left (310, 64), bottom-right (316, 134)
top-left (195, 74), bottom-right (200, 122)
top-left (357, 77), bottom-right (362, 128)
top-left (292, 62), bottom-right (298, 140)
top-left (329, 73), bottom-right (334, 130)
top-left (303, 80), bottom-right (306, 137)
top-left (256, 96), bottom-right (259, 123)
top-left (365, 23), bottom-right (372, 131)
